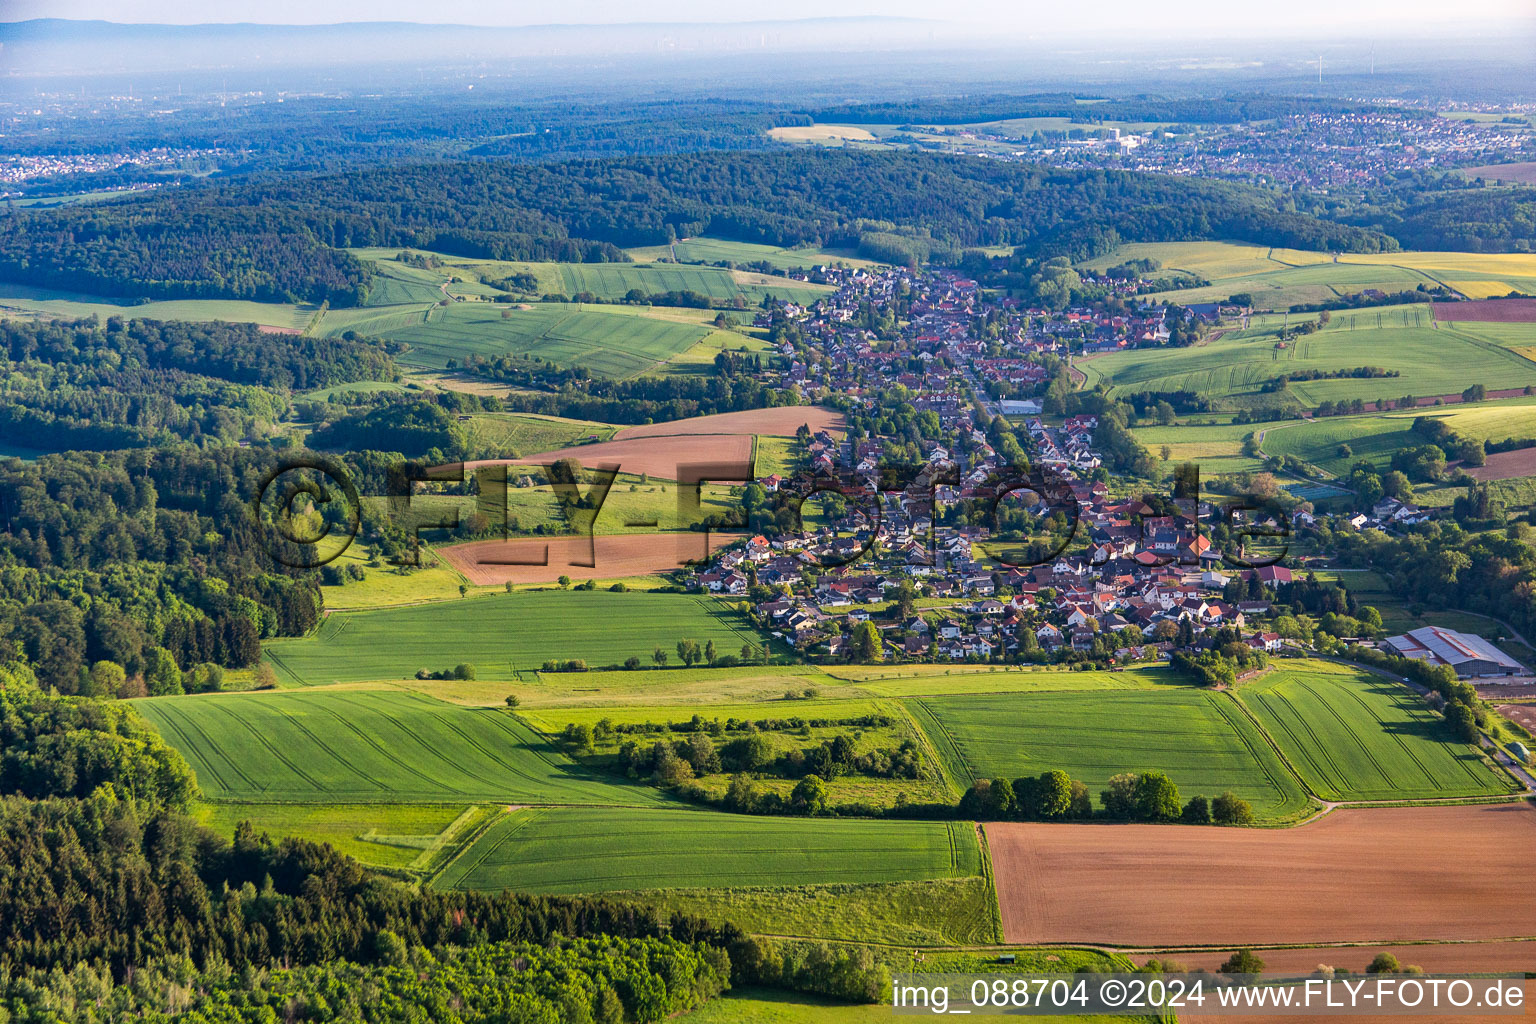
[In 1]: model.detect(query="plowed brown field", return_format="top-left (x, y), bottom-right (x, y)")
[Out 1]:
top-left (1468, 447), bottom-right (1536, 482)
top-left (988, 803), bottom-right (1536, 947)
top-left (465, 433), bottom-right (755, 481)
top-left (438, 532), bottom-right (738, 585)
top-left (613, 406), bottom-right (844, 439)
top-left (1433, 298), bottom-right (1536, 322)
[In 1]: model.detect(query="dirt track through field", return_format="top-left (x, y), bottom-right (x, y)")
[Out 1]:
top-left (988, 803), bottom-right (1536, 947)
top-left (438, 532), bottom-right (739, 585)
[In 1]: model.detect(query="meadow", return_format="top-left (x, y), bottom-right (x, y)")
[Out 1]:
top-left (362, 260), bottom-right (450, 305)
top-left (826, 663), bottom-right (1186, 698)
top-left (1131, 421), bottom-right (1267, 476)
top-left (1236, 664), bottom-right (1513, 801)
top-left (905, 689), bottom-right (1315, 822)
top-left (395, 663), bottom-right (843, 709)
top-left (261, 590), bottom-right (763, 684)
top-left (639, 877), bottom-right (1001, 946)
top-left (315, 543), bottom-right (477, 611)
top-left (134, 689), bottom-right (669, 805)
top-left (350, 302), bottom-right (714, 377)
top-left (1079, 305), bottom-right (1536, 407)
top-left (195, 802), bottom-right (469, 869)
top-left (433, 806), bottom-right (979, 893)
top-left (463, 411), bottom-right (617, 456)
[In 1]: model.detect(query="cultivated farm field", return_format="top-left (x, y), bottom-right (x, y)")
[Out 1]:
top-left (1130, 421), bottom-right (1267, 476)
top-left (656, 236), bottom-right (877, 271)
top-left (905, 689), bottom-right (1314, 822)
top-left (502, 433), bottom-right (755, 480)
top-left (1260, 395), bottom-right (1536, 476)
top-left (1080, 305), bottom-right (1536, 407)
top-left (354, 302), bottom-right (714, 377)
top-left (1236, 664), bottom-right (1513, 800)
top-left (362, 260), bottom-right (450, 305)
top-left (463, 411), bottom-right (617, 456)
top-left (612, 405), bottom-right (846, 440)
top-left (987, 802), bottom-right (1536, 946)
top-left (1083, 241), bottom-right (1536, 307)
top-left (261, 590), bottom-right (762, 684)
top-left (434, 806), bottom-right (979, 893)
top-left (438, 533), bottom-right (738, 586)
top-left (134, 689), bottom-right (668, 805)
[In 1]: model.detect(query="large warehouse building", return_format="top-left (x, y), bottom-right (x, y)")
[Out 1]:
top-left (1382, 626), bottom-right (1525, 679)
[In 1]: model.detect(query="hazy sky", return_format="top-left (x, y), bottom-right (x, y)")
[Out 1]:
top-left (7, 0), bottom-right (1533, 35)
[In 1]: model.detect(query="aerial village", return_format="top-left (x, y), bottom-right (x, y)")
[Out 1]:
top-left (693, 258), bottom-right (1514, 677)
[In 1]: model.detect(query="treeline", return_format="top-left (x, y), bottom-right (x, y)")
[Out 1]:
top-left (807, 93), bottom-right (1382, 127)
top-left (484, 370), bottom-right (806, 426)
top-left (958, 770), bottom-right (1254, 825)
top-left (309, 400), bottom-right (470, 460)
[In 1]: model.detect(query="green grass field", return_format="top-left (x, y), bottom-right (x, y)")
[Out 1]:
top-left (348, 246), bottom-right (831, 304)
top-left (135, 689), bottom-right (669, 805)
top-left (433, 806), bottom-right (978, 893)
top-left (639, 877), bottom-right (1000, 946)
top-left (1132, 422), bottom-right (1267, 476)
top-left (906, 689), bottom-right (1314, 822)
top-left (653, 236), bottom-right (876, 272)
top-left (542, 262), bottom-right (830, 306)
top-left (297, 380), bottom-right (413, 402)
top-left (195, 801), bottom-right (468, 868)
top-left (827, 664), bottom-right (1185, 698)
top-left (362, 260), bottom-right (451, 305)
top-left (0, 282), bottom-right (314, 330)
top-left (1080, 305), bottom-right (1536, 407)
top-left (464, 411), bottom-right (617, 456)
top-left (408, 664), bottom-right (842, 710)
top-left (1235, 664), bottom-right (1513, 801)
top-left (339, 302), bottom-right (714, 377)
top-left (262, 591), bottom-right (762, 684)
top-left (1260, 395), bottom-right (1536, 477)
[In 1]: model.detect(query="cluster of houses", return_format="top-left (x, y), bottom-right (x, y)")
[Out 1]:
top-left (685, 261), bottom-right (1447, 665)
